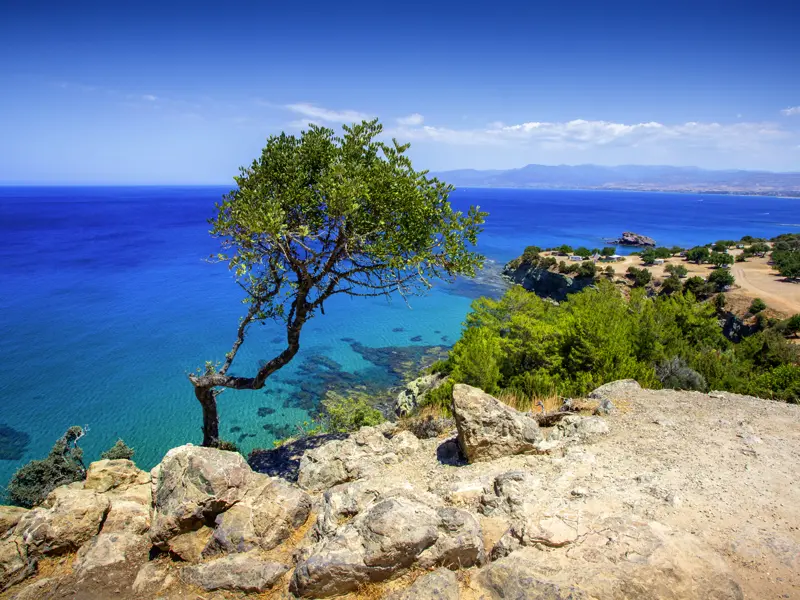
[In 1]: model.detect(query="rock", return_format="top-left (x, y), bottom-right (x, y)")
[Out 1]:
top-left (167, 527), bottom-right (214, 562)
top-left (613, 231), bottom-right (656, 247)
top-left (132, 562), bottom-right (176, 595)
top-left (73, 532), bottom-right (149, 577)
top-left (501, 261), bottom-right (594, 302)
top-left (149, 444), bottom-right (252, 547)
top-left (405, 415), bottom-right (455, 440)
top-left (297, 426), bottom-right (421, 491)
top-left (387, 568), bottom-right (459, 600)
top-left (452, 384), bottom-right (542, 463)
top-left (9, 576), bottom-right (51, 600)
top-left (102, 499), bottom-right (151, 535)
top-left (206, 474), bottom-right (311, 554)
top-left (480, 471), bottom-right (542, 518)
top-left (475, 518), bottom-right (743, 600)
top-left (0, 507), bottom-right (28, 538)
top-left (292, 497), bottom-right (483, 598)
top-left (181, 552), bottom-right (288, 593)
top-left (84, 459), bottom-right (149, 493)
top-left (550, 415), bottom-right (609, 441)
top-left (15, 486), bottom-right (110, 556)
top-left (589, 379), bottom-right (641, 404)
top-left (0, 537), bottom-right (34, 591)
top-left (394, 373), bottom-right (448, 417)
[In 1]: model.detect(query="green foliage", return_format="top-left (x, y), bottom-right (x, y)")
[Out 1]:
top-left (601, 247), bottom-right (616, 257)
top-left (709, 252), bottom-right (734, 268)
top-left (665, 263), bottom-right (688, 278)
top-left (557, 244), bottom-right (573, 255)
top-left (321, 393), bottom-right (385, 433)
top-left (713, 293), bottom-right (727, 312)
top-left (440, 279), bottom-right (798, 405)
top-left (213, 440), bottom-right (240, 452)
top-left (626, 266), bottom-right (652, 287)
top-left (786, 314), bottom-right (800, 337)
top-left (686, 247), bottom-right (710, 264)
top-left (575, 247), bottom-right (591, 258)
top-left (576, 260), bottom-right (597, 278)
top-left (6, 427), bottom-right (86, 508)
top-left (604, 265), bottom-right (615, 277)
top-left (749, 298), bottom-right (767, 314)
top-left (708, 268), bottom-right (735, 291)
top-left (669, 246), bottom-right (684, 256)
top-left (660, 274), bottom-right (683, 295)
top-left (773, 248), bottom-right (800, 279)
top-left (684, 276), bottom-right (713, 299)
top-left (100, 439), bottom-right (135, 461)
top-left (419, 379), bottom-right (456, 415)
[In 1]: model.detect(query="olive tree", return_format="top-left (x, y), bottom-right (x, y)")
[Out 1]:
top-left (189, 120), bottom-right (486, 446)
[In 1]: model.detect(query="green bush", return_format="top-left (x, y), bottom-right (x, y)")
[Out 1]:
top-left (450, 327), bottom-right (502, 394)
top-left (749, 298), bottom-right (767, 314)
top-left (322, 393), bottom-right (384, 433)
top-left (576, 260), bottom-right (597, 278)
top-left (665, 263), bottom-right (688, 278)
top-left (419, 379), bottom-right (456, 415)
top-left (6, 427), bottom-right (87, 508)
top-left (100, 439), bottom-right (135, 461)
top-left (708, 269), bottom-right (735, 291)
top-left (655, 357), bottom-right (707, 391)
top-left (213, 439), bottom-right (240, 452)
top-left (660, 274), bottom-right (683, 295)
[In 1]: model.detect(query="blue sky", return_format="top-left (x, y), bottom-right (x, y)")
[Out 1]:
top-left (1, 0), bottom-right (799, 183)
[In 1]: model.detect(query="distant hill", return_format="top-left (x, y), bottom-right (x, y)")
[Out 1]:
top-left (434, 164), bottom-right (800, 196)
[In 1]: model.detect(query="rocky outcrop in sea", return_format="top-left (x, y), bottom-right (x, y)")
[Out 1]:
top-left (610, 231), bottom-right (657, 247)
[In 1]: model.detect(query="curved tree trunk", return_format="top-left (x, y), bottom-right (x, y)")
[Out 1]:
top-left (195, 386), bottom-right (220, 447)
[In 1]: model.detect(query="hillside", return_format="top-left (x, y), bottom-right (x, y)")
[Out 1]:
top-left (435, 164), bottom-right (800, 195)
top-left (1, 381), bottom-right (798, 599)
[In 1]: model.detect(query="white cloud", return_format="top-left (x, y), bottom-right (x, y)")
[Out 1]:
top-left (396, 113), bottom-right (424, 126)
top-left (285, 103), bottom-right (372, 123)
top-left (781, 106), bottom-right (800, 116)
top-left (142, 94), bottom-right (158, 101)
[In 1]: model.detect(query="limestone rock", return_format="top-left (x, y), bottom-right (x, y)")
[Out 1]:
top-left (9, 576), bottom-right (52, 600)
top-left (292, 497), bottom-right (483, 598)
top-left (102, 499), bottom-right (151, 535)
top-left (387, 568), bottom-right (459, 600)
top-left (149, 444), bottom-right (252, 547)
top-left (15, 486), bottom-right (110, 556)
top-left (73, 532), bottom-right (149, 577)
top-left (207, 474), bottom-right (311, 555)
top-left (588, 379), bottom-right (641, 409)
top-left (475, 518), bottom-right (743, 600)
top-left (297, 426), bottom-right (421, 491)
top-left (0, 507), bottom-right (28, 538)
top-left (394, 373), bottom-right (448, 417)
top-left (84, 459), bottom-right (149, 493)
top-left (614, 231), bottom-right (656, 247)
top-left (132, 562), bottom-right (176, 595)
top-left (181, 552), bottom-right (288, 593)
top-left (0, 537), bottom-right (34, 591)
top-left (550, 415), bottom-right (609, 441)
top-left (452, 384), bottom-right (542, 463)
top-left (167, 527), bottom-right (214, 562)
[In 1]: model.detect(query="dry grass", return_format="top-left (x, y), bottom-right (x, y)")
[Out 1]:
top-left (495, 389), bottom-right (562, 414)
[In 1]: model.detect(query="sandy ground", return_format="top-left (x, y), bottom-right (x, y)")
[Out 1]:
top-left (546, 249), bottom-right (800, 318)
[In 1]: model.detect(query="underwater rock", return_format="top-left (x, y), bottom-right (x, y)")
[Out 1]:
top-left (0, 425), bottom-right (31, 461)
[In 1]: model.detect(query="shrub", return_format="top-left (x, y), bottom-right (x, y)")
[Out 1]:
top-left (100, 439), bottom-right (135, 461)
top-left (450, 327), bottom-right (502, 393)
top-left (322, 392), bottom-right (384, 433)
top-left (709, 252), bottom-right (734, 268)
top-left (6, 427), bottom-right (87, 508)
top-left (708, 269), bottom-right (735, 291)
top-left (604, 265), bottom-right (615, 278)
top-left (786, 314), bottom-right (800, 337)
top-left (576, 260), bottom-right (597, 278)
top-left (660, 274), bottom-right (682, 295)
top-left (749, 298), bottom-right (767, 314)
top-left (419, 379), bottom-right (456, 415)
top-left (575, 247), bottom-right (591, 258)
top-left (686, 247), bottom-right (710, 264)
top-left (665, 263), bottom-right (688, 278)
top-left (655, 357), bottom-right (707, 391)
top-left (213, 439), bottom-right (240, 452)
top-left (713, 293), bottom-right (727, 312)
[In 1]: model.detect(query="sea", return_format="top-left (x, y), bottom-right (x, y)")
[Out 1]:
top-left (1, 186), bottom-right (798, 487)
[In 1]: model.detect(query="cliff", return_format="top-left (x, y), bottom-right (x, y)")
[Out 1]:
top-left (2, 380), bottom-right (799, 599)
top-left (502, 261), bottom-right (594, 302)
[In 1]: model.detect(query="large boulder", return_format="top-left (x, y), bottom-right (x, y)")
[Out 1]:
top-left (452, 384), bottom-right (542, 463)
top-left (473, 517), bottom-right (743, 600)
top-left (149, 445), bottom-right (252, 547)
top-left (84, 459), bottom-right (149, 493)
top-left (0, 507), bottom-right (28, 538)
top-left (181, 552), bottom-right (288, 593)
top-left (206, 474), bottom-right (311, 555)
top-left (292, 497), bottom-right (483, 598)
top-left (394, 373), bottom-right (448, 417)
top-left (550, 415), bottom-right (609, 441)
top-left (15, 485), bottom-right (110, 556)
top-left (0, 537), bottom-right (34, 591)
top-left (167, 527), bottom-right (214, 562)
top-left (72, 532), bottom-right (149, 577)
top-left (386, 568), bottom-right (459, 600)
top-left (297, 426), bottom-right (421, 491)
top-left (102, 500), bottom-right (151, 535)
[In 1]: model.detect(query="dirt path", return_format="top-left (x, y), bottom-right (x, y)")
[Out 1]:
top-left (731, 257), bottom-right (800, 316)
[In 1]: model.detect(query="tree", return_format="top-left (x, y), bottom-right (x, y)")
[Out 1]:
top-left (660, 274), bottom-right (683, 295)
top-left (557, 244), bottom-right (573, 255)
top-left (601, 247), bottom-right (616, 257)
top-left (665, 263), bottom-right (688, 278)
top-left (708, 268), bottom-right (735, 291)
top-left (712, 242), bottom-right (729, 253)
top-left (786, 314), bottom-right (800, 337)
top-left (576, 260), bottom-right (597, 278)
top-left (101, 439), bottom-right (135, 460)
top-left (575, 246), bottom-right (591, 258)
top-left (686, 247), bottom-right (710, 264)
top-left (189, 120), bottom-right (486, 446)
top-left (713, 293), bottom-right (727, 312)
top-left (709, 252), bottom-right (734, 268)
top-left (669, 246), bottom-right (684, 256)
top-left (7, 427), bottom-right (86, 508)
top-left (640, 249), bottom-right (657, 265)
top-left (684, 276), bottom-right (713, 299)
top-left (749, 298), bottom-right (767, 314)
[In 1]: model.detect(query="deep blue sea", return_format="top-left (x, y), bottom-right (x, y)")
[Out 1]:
top-left (1, 186), bottom-right (798, 486)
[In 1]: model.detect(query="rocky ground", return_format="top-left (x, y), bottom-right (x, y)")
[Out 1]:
top-left (1, 380), bottom-right (798, 599)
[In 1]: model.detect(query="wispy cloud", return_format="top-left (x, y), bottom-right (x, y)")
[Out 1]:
top-left (142, 94), bottom-right (158, 101)
top-left (387, 118), bottom-right (790, 151)
top-left (396, 113), bottom-right (424, 126)
top-left (781, 106), bottom-right (800, 116)
top-left (285, 103), bottom-right (372, 124)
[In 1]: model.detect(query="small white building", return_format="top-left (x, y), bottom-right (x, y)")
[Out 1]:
top-left (653, 258), bottom-right (665, 265)
top-left (568, 255), bottom-right (583, 262)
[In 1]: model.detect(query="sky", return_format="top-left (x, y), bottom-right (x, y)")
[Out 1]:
top-left (1, 0), bottom-right (799, 184)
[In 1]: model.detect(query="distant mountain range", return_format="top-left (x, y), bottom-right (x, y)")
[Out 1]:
top-left (434, 164), bottom-right (800, 196)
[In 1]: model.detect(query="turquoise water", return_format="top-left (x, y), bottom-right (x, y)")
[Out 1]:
top-left (1, 186), bottom-right (798, 486)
